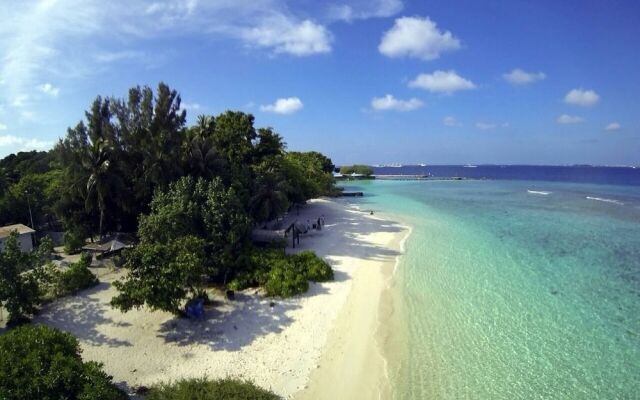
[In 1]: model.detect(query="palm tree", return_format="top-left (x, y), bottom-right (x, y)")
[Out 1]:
top-left (250, 163), bottom-right (290, 224)
top-left (185, 115), bottom-right (226, 180)
top-left (82, 138), bottom-right (122, 239)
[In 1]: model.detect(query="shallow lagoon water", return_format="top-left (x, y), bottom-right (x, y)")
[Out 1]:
top-left (345, 179), bottom-right (640, 399)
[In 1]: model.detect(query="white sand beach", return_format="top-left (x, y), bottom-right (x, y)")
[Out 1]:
top-left (31, 198), bottom-right (408, 399)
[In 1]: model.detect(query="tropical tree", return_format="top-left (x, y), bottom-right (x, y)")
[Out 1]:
top-left (82, 137), bottom-right (122, 239)
top-left (0, 325), bottom-right (128, 400)
top-left (0, 233), bottom-right (41, 324)
top-left (184, 115), bottom-right (226, 180)
top-left (111, 176), bottom-right (252, 313)
top-left (250, 159), bottom-right (290, 223)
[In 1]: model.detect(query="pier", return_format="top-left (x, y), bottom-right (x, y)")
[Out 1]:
top-left (373, 175), bottom-right (466, 181)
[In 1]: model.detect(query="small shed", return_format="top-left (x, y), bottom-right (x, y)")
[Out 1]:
top-left (0, 224), bottom-right (35, 253)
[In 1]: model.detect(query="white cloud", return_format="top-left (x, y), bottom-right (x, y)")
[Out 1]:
top-left (95, 50), bottom-right (145, 63)
top-left (605, 122), bottom-right (621, 131)
top-left (443, 116), bottom-right (461, 126)
top-left (564, 88), bottom-right (599, 107)
top-left (0, 135), bottom-right (22, 146)
top-left (11, 94), bottom-right (29, 108)
top-left (408, 70), bottom-right (475, 93)
top-left (475, 122), bottom-right (497, 130)
top-left (181, 102), bottom-right (201, 111)
top-left (371, 94), bottom-right (423, 112)
top-left (241, 17), bottom-right (332, 56)
top-left (37, 83), bottom-right (60, 97)
top-left (557, 114), bottom-right (584, 124)
top-left (21, 138), bottom-right (53, 150)
top-left (328, 0), bottom-right (403, 22)
top-left (0, 134), bottom-right (52, 150)
top-left (260, 97), bottom-right (304, 114)
top-left (503, 68), bottom-right (546, 85)
top-left (379, 16), bottom-right (461, 60)
top-left (0, 123), bottom-right (7, 131)
top-left (0, 0), bottom-right (334, 109)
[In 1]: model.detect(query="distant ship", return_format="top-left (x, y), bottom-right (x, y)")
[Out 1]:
top-left (463, 164), bottom-right (478, 168)
top-left (418, 163), bottom-right (427, 167)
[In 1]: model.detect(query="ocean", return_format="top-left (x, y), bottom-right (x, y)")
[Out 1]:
top-left (342, 166), bottom-right (640, 399)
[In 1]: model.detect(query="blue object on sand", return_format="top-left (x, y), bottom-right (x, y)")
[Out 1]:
top-left (186, 299), bottom-right (204, 319)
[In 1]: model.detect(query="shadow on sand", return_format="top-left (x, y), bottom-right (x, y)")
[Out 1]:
top-left (33, 282), bottom-right (132, 347)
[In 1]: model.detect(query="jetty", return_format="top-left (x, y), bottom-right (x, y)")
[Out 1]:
top-left (373, 175), bottom-right (466, 181)
top-left (340, 191), bottom-right (364, 197)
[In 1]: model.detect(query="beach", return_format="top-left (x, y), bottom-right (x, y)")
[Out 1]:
top-left (31, 197), bottom-right (408, 398)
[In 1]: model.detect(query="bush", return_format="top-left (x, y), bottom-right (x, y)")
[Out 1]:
top-left (64, 228), bottom-right (86, 254)
top-left (263, 257), bottom-right (309, 297)
top-left (293, 251), bottom-right (333, 282)
top-left (56, 253), bottom-right (99, 296)
top-left (226, 248), bottom-right (333, 298)
top-left (0, 325), bottom-right (127, 400)
top-left (146, 377), bottom-right (280, 400)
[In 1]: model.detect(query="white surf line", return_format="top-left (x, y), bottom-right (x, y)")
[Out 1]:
top-left (586, 196), bottom-right (625, 205)
top-left (527, 190), bottom-right (551, 195)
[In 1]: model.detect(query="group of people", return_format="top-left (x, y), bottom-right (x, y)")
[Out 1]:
top-left (304, 214), bottom-right (325, 233)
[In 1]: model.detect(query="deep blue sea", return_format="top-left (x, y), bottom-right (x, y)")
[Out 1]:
top-left (373, 165), bottom-right (640, 186)
top-left (342, 166), bottom-right (640, 399)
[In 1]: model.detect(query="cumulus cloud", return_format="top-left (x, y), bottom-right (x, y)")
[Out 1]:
top-left (605, 122), bottom-right (621, 131)
top-left (0, 0), bottom-right (335, 110)
top-left (564, 88), bottom-right (599, 107)
top-left (0, 135), bottom-right (21, 146)
top-left (379, 16), bottom-right (460, 60)
top-left (328, 0), bottom-right (403, 22)
top-left (180, 102), bottom-right (201, 111)
top-left (371, 94), bottom-right (423, 112)
top-left (0, 134), bottom-right (52, 150)
top-left (557, 114), bottom-right (584, 124)
top-left (37, 83), bottom-right (60, 97)
top-left (408, 70), bottom-right (475, 93)
top-left (475, 122), bottom-right (497, 130)
top-left (503, 68), bottom-right (546, 85)
top-left (260, 97), bottom-right (304, 114)
top-left (241, 17), bottom-right (332, 56)
top-left (443, 116), bottom-right (461, 126)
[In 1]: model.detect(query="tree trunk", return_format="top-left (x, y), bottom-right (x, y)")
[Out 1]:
top-left (99, 206), bottom-right (104, 240)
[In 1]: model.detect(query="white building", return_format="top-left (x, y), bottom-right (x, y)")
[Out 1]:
top-left (0, 224), bottom-right (36, 253)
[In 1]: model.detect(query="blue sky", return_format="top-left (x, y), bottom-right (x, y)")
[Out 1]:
top-left (0, 0), bottom-right (639, 165)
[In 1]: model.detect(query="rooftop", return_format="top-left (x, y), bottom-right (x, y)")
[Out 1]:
top-left (0, 224), bottom-right (35, 239)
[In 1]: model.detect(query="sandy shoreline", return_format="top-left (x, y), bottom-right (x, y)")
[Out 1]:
top-left (27, 198), bottom-right (408, 398)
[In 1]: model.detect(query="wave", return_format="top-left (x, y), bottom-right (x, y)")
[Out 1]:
top-left (586, 196), bottom-right (625, 205)
top-left (527, 190), bottom-right (551, 195)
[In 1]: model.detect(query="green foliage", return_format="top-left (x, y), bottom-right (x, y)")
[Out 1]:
top-left (146, 377), bottom-right (280, 400)
top-left (339, 164), bottom-right (374, 177)
top-left (0, 325), bottom-right (127, 400)
top-left (64, 227), bottom-right (86, 254)
top-left (284, 152), bottom-right (336, 200)
top-left (0, 170), bottom-right (62, 226)
top-left (229, 249), bottom-right (333, 298)
top-left (55, 253), bottom-right (99, 297)
top-left (111, 235), bottom-right (207, 314)
top-left (264, 258), bottom-right (309, 297)
top-left (0, 233), bottom-right (41, 324)
top-left (294, 250), bottom-right (334, 282)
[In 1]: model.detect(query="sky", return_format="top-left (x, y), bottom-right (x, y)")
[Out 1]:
top-left (0, 0), bottom-right (639, 165)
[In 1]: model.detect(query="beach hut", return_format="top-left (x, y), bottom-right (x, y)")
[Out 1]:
top-left (0, 224), bottom-right (35, 253)
top-left (81, 234), bottom-right (134, 261)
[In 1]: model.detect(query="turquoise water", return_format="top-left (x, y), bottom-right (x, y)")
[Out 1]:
top-left (345, 180), bottom-right (640, 399)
